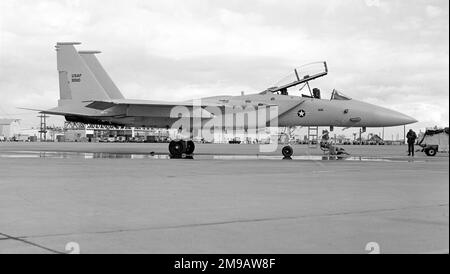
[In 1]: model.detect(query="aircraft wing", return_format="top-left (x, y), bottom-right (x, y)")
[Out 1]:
top-left (84, 99), bottom-right (225, 110)
top-left (84, 99), bottom-right (276, 111)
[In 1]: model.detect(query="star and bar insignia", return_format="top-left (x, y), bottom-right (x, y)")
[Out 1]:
top-left (297, 109), bottom-right (306, 118)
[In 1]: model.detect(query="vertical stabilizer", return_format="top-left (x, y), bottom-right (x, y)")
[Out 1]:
top-left (56, 42), bottom-right (110, 106)
top-left (79, 51), bottom-right (125, 99)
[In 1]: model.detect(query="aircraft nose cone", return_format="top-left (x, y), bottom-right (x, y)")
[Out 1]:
top-left (402, 114), bottom-right (418, 125)
top-left (349, 100), bottom-right (418, 127)
top-left (392, 111), bottom-right (418, 125)
top-left (376, 108), bottom-right (418, 126)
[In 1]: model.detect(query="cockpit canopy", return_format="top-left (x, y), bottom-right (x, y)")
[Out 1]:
top-left (259, 62), bottom-right (352, 100)
top-left (260, 62), bottom-right (328, 95)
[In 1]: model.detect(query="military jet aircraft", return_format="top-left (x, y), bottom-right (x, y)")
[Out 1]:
top-left (27, 42), bottom-right (417, 157)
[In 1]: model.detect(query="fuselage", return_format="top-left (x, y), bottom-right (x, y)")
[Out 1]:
top-left (60, 92), bottom-right (417, 129)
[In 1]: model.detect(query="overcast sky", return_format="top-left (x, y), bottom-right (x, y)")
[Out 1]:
top-left (0, 0), bottom-right (448, 138)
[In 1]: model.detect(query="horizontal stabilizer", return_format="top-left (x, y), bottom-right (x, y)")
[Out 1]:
top-left (56, 42), bottom-right (81, 46)
top-left (18, 107), bottom-right (94, 117)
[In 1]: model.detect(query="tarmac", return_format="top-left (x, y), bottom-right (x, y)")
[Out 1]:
top-left (0, 142), bottom-right (448, 253)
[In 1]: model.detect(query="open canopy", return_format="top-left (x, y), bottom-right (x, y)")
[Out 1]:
top-left (261, 62), bottom-right (328, 95)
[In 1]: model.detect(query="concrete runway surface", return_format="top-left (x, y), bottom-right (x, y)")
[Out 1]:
top-left (0, 142), bottom-right (448, 253)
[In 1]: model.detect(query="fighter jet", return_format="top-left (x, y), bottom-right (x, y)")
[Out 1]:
top-left (28, 42), bottom-right (417, 157)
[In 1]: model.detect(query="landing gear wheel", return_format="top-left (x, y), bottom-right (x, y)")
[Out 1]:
top-left (185, 140), bottom-right (195, 154)
top-left (169, 140), bottom-right (185, 157)
top-left (282, 145), bottom-right (293, 158)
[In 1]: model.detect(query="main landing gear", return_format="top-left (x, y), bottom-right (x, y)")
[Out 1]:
top-left (282, 145), bottom-right (293, 159)
top-left (168, 140), bottom-right (195, 158)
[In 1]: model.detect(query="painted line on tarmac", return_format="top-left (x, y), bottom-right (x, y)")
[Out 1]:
top-left (0, 232), bottom-right (64, 254)
top-left (17, 203), bottom-right (449, 241)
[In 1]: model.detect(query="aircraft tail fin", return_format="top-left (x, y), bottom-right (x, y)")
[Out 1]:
top-left (56, 42), bottom-right (110, 106)
top-left (78, 50), bottom-right (125, 100)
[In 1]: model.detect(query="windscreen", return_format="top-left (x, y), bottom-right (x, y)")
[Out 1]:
top-left (330, 89), bottom-right (352, 100)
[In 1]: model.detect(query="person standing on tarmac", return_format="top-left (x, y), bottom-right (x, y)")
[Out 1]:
top-left (406, 129), bottom-right (418, 156)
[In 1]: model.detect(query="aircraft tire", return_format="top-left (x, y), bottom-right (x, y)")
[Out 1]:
top-left (282, 145), bottom-right (294, 158)
top-left (186, 140), bottom-right (195, 154)
top-left (169, 140), bottom-right (185, 156)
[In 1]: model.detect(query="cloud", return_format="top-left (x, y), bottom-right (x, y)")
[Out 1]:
top-left (364, 0), bottom-right (381, 7)
top-left (0, 0), bottom-right (448, 134)
top-left (426, 5), bottom-right (443, 18)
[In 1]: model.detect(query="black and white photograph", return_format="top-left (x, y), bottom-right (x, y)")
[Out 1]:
top-left (0, 0), bottom-right (448, 260)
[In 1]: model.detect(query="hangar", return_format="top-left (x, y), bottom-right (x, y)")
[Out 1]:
top-left (0, 118), bottom-right (20, 140)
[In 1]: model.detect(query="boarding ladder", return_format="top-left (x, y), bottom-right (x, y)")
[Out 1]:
top-left (307, 126), bottom-right (319, 148)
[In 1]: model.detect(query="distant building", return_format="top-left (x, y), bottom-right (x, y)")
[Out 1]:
top-left (384, 140), bottom-right (404, 146)
top-left (14, 128), bottom-right (39, 142)
top-left (0, 119), bottom-right (20, 140)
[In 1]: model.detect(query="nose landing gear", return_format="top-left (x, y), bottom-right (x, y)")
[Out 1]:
top-left (169, 140), bottom-right (195, 158)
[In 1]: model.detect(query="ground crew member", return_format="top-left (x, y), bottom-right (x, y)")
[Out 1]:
top-left (406, 129), bottom-right (417, 156)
